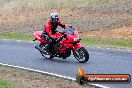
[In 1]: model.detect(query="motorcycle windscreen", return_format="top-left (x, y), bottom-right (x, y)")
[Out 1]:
top-left (63, 28), bottom-right (74, 35)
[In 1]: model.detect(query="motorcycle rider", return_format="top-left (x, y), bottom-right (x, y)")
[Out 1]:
top-left (42, 12), bottom-right (67, 51)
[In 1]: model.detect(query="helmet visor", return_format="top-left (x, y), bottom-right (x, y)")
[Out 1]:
top-left (52, 18), bottom-right (59, 23)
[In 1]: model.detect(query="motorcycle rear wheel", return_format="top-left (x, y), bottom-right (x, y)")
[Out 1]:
top-left (74, 47), bottom-right (89, 63)
top-left (39, 43), bottom-right (54, 59)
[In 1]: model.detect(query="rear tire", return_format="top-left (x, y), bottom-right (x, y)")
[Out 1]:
top-left (39, 43), bottom-right (53, 59)
top-left (74, 47), bottom-right (89, 63)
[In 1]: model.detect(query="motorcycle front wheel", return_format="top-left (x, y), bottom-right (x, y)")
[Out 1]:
top-left (74, 47), bottom-right (89, 63)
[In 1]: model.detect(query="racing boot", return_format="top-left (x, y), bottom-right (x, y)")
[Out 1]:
top-left (45, 44), bottom-right (51, 51)
top-left (45, 38), bottom-right (54, 51)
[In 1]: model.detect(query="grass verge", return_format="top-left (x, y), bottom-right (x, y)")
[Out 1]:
top-left (81, 37), bottom-right (132, 48)
top-left (0, 65), bottom-right (82, 88)
top-left (0, 79), bottom-right (18, 88)
top-left (0, 33), bottom-right (33, 41)
top-left (0, 33), bottom-right (131, 48)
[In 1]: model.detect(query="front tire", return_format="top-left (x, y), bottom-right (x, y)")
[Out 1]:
top-left (74, 47), bottom-right (89, 63)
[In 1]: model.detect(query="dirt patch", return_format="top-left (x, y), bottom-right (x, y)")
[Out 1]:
top-left (1, 8), bottom-right (132, 34)
top-left (80, 26), bottom-right (132, 39)
top-left (0, 0), bottom-right (132, 39)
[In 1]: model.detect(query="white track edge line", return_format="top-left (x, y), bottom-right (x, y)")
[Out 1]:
top-left (0, 63), bottom-right (75, 80)
top-left (0, 63), bottom-right (109, 88)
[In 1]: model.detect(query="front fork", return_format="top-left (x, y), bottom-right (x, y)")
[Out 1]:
top-left (72, 43), bottom-right (83, 52)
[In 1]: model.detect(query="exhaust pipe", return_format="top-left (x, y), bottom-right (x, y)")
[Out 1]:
top-left (35, 45), bottom-right (43, 52)
top-left (35, 45), bottom-right (48, 55)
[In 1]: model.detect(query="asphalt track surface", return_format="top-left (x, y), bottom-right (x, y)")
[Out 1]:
top-left (0, 39), bottom-right (132, 88)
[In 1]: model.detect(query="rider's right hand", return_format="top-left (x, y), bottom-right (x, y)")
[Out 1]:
top-left (63, 34), bottom-right (67, 38)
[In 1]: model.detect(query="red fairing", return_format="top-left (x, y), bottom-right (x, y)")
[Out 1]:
top-left (33, 31), bottom-right (46, 43)
top-left (54, 29), bottom-right (83, 53)
top-left (73, 43), bottom-right (83, 52)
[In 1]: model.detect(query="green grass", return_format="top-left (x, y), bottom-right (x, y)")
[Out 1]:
top-left (0, 65), bottom-right (81, 88)
top-left (0, 33), bottom-right (33, 41)
top-left (81, 37), bottom-right (132, 48)
top-left (0, 79), bottom-right (18, 88)
top-left (0, 33), bottom-right (131, 48)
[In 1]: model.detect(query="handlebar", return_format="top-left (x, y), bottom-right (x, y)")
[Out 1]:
top-left (58, 31), bottom-right (65, 34)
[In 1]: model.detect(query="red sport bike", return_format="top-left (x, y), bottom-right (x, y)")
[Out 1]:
top-left (33, 27), bottom-right (89, 63)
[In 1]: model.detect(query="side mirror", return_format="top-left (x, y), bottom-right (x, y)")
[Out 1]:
top-left (68, 25), bottom-right (73, 28)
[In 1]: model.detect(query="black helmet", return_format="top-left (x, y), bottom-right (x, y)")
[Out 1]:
top-left (50, 13), bottom-right (59, 25)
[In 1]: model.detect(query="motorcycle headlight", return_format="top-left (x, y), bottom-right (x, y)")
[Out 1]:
top-left (74, 38), bottom-right (81, 42)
